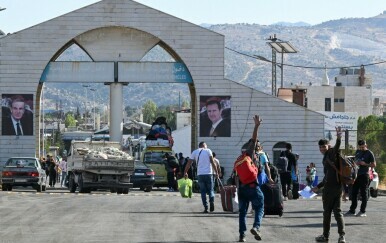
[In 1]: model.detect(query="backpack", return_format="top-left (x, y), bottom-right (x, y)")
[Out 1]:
top-left (234, 153), bottom-right (258, 185)
top-left (268, 164), bottom-right (279, 183)
top-left (276, 155), bottom-right (288, 173)
top-left (337, 155), bottom-right (358, 185)
top-left (327, 154), bottom-right (358, 185)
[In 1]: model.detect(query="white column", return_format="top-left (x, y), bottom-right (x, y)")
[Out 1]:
top-left (109, 83), bottom-right (123, 142)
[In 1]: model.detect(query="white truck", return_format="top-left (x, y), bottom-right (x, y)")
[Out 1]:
top-left (67, 141), bottom-right (135, 194)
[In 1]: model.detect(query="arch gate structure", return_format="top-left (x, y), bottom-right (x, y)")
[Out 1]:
top-left (0, 0), bottom-right (326, 175)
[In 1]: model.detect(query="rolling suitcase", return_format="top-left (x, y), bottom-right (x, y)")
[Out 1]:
top-left (261, 182), bottom-right (283, 217)
top-left (218, 180), bottom-right (238, 213)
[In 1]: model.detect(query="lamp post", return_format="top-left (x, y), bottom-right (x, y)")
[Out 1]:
top-left (267, 34), bottom-right (298, 96)
top-left (82, 84), bottom-right (90, 126)
top-left (90, 88), bottom-right (96, 130)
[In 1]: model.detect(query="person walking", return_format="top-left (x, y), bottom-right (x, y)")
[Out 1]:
top-left (184, 142), bottom-right (219, 213)
top-left (256, 144), bottom-right (274, 185)
top-left (46, 155), bottom-right (57, 188)
top-left (312, 127), bottom-right (346, 243)
top-left (236, 115), bottom-right (265, 242)
top-left (345, 140), bottom-right (376, 217)
top-left (59, 157), bottom-right (68, 187)
top-left (279, 143), bottom-right (297, 200)
top-left (164, 153), bottom-right (179, 192)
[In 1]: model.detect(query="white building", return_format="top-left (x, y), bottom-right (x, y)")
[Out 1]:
top-left (278, 66), bottom-right (373, 118)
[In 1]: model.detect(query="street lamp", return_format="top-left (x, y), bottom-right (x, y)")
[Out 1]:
top-left (82, 84), bottom-right (90, 124)
top-left (90, 88), bottom-right (96, 130)
top-left (267, 34), bottom-right (298, 96)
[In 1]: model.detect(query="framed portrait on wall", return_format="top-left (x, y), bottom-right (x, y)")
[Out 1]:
top-left (1, 94), bottom-right (34, 136)
top-left (199, 96), bottom-right (231, 137)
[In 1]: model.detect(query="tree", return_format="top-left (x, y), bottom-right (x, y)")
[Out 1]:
top-left (65, 113), bottom-right (77, 127)
top-left (181, 99), bottom-right (190, 109)
top-left (156, 105), bottom-right (176, 130)
top-left (142, 100), bottom-right (157, 124)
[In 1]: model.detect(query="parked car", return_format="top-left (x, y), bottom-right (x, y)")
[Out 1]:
top-left (131, 160), bottom-right (155, 192)
top-left (1, 157), bottom-right (47, 192)
top-left (0, 161), bottom-right (6, 188)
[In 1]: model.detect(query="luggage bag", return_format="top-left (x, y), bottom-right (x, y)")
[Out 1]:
top-left (218, 180), bottom-right (238, 212)
top-left (292, 181), bottom-right (300, 200)
top-left (261, 182), bottom-right (283, 217)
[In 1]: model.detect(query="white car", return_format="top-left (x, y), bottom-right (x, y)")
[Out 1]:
top-left (369, 168), bottom-right (379, 198)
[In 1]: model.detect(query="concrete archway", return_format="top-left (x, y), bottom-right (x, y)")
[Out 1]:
top-left (38, 26), bottom-right (196, 156)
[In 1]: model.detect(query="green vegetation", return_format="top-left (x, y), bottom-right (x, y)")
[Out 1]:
top-left (356, 115), bottom-right (386, 183)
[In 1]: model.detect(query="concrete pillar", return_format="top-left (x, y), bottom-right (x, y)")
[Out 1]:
top-left (109, 83), bottom-right (123, 142)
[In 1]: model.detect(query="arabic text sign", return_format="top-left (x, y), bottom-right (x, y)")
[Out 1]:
top-left (320, 111), bottom-right (358, 149)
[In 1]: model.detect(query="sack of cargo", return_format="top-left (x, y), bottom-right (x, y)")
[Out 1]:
top-left (177, 178), bottom-right (193, 198)
top-left (234, 153), bottom-right (258, 185)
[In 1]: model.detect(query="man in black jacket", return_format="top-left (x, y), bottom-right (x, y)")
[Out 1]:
top-left (312, 127), bottom-right (346, 243)
top-left (201, 99), bottom-right (230, 137)
top-left (2, 95), bottom-right (33, 136)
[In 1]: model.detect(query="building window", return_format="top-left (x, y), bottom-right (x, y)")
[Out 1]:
top-left (334, 98), bottom-right (345, 103)
top-left (325, 98), bottom-right (331, 111)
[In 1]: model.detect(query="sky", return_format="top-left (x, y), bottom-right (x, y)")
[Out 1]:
top-left (1, 0), bottom-right (386, 34)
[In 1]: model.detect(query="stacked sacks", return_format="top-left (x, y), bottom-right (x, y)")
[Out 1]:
top-left (146, 116), bottom-right (174, 147)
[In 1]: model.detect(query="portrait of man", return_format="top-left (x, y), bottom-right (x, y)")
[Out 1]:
top-left (2, 94), bottom-right (34, 136)
top-left (199, 96), bottom-right (231, 137)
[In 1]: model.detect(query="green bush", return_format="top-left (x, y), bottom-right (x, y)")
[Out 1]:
top-left (376, 162), bottom-right (386, 184)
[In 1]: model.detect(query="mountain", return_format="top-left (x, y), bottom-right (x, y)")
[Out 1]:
top-left (44, 13), bottom-right (386, 112)
top-left (272, 21), bottom-right (311, 27)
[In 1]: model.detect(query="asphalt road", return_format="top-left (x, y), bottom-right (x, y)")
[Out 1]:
top-left (0, 188), bottom-right (385, 243)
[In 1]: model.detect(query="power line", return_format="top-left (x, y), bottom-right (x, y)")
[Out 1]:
top-left (225, 47), bottom-right (386, 70)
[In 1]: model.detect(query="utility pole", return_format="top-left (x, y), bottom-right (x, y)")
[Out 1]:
top-left (90, 88), bottom-right (96, 130)
top-left (267, 34), bottom-right (298, 96)
top-left (82, 84), bottom-right (90, 127)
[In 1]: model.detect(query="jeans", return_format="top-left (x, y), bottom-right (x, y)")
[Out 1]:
top-left (60, 171), bottom-right (67, 186)
top-left (238, 185), bottom-right (264, 236)
top-left (350, 174), bottom-right (370, 213)
top-left (197, 174), bottom-right (215, 209)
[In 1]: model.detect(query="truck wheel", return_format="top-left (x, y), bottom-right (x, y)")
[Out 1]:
top-left (144, 186), bottom-right (152, 192)
top-left (78, 175), bottom-right (87, 193)
top-left (69, 174), bottom-right (76, 193)
top-left (110, 188), bottom-right (117, 193)
top-left (116, 188), bottom-right (124, 194)
top-left (123, 188), bottom-right (129, 194)
top-left (2, 185), bottom-right (8, 191)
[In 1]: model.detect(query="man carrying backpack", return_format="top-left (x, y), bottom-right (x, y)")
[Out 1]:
top-left (279, 143), bottom-right (297, 200)
top-left (235, 115), bottom-right (264, 242)
top-left (312, 127), bottom-right (346, 243)
top-left (256, 144), bottom-right (274, 185)
top-left (345, 140), bottom-right (376, 217)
